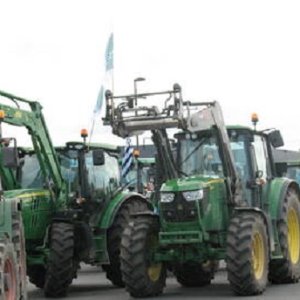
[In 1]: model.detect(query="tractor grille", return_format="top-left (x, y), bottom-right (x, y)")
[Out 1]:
top-left (160, 193), bottom-right (198, 222)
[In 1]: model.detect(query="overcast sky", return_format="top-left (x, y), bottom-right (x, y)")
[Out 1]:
top-left (0, 0), bottom-right (300, 149)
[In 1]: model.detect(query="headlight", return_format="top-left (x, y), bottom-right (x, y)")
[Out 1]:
top-left (160, 192), bottom-right (175, 203)
top-left (182, 190), bottom-right (204, 201)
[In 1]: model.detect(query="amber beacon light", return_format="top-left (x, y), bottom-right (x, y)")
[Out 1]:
top-left (251, 113), bottom-right (259, 130)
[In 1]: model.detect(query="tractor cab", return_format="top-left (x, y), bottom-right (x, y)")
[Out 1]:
top-left (55, 141), bottom-right (121, 218)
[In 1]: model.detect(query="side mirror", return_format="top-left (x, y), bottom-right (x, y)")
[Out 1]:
top-left (2, 145), bottom-right (19, 169)
top-left (275, 162), bottom-right (288, 177)
top-left (93, 149), bottom-right (105, 166)
top-left (269, 130), bottom-right (284, 148)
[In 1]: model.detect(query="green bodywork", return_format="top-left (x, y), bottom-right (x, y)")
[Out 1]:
top-left (0, 196), bottom-right (15, 238)
top-left (4, 189), bottom-right (53, 242)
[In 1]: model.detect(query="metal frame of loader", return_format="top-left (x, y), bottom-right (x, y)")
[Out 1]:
top-left (0, 89), bottom-right (151, 298)
top-left (104, 83), bottom-right (300, 297)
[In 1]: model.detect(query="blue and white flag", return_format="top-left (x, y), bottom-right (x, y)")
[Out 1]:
top-left (105, 33), bottom-right (114, 71)
top-left (94, 85), bottom-right (104, 114)
top-left (94, 33), bottom-right (114, 114)
top-left (122, 138), bottom-right (133, 178)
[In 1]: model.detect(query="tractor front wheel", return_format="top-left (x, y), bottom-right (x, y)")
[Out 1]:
top-left (120, 215), bottom-right (166, 298)
top-left (226, 212), bottom-right (269, 295)
top-left (44, 222), bottom-right (75, 298)
top-left (104, 199), bottom-right (149, 287)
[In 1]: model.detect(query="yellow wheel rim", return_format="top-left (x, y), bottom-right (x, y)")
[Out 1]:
top-left (147, 263), bottom-right (162, 282)
top-left (252, 231), bottom-right (265, 280)
top-left (287, 208), bottom-right (300, 264)
top-left (147, 234), bottom-right (162, 282)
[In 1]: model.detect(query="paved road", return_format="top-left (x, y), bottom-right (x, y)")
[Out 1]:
top-left (28, 266), bottom-right (300, 300)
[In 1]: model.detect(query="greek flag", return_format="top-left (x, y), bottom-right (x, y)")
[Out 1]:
top-left (122, 138), bottom-right (133, 178)
top-left (94, 33), bottom-right (114, 114)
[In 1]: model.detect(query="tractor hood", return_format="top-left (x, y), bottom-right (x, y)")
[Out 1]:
top-left (161, 176), bottom-right (224, 192)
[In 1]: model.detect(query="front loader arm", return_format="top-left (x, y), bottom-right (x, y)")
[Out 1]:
top-left (0, 90), bottom-right (67, 206)
top-left (103, 83), bottom-right (243, 206)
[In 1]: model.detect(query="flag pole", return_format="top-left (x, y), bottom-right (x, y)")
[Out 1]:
top-left (133, 77), bottom-right (145, 192)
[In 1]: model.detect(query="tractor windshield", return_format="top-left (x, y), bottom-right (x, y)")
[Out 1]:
top-left (57, 148), bottom-right (120, 198)
top-left (84, 151), bottom-right (120, 196)
top-left (122, 159), bottom-right (155, 192)
top-left (229, 135), bottom-right (250, 183)
top-left (58, 149), bottom-right (79, 192)
top-left (19, 153), bottom-right (44, 188)
top-left (178, 132), bottom-right (224, 177)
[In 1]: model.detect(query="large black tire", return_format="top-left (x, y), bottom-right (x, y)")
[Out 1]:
top-left (269, 187), bottom-right (300, 283)
top-left (226, 212), bottom-right (269, 296)
top-left (103, 199), bottom-right (149, 287)
top-left (27, 265), bottom-right (46, 289)
top-left (44, 222), bottom-right (75, 298)
top-left (120, 215), bottom-right (166, 298)
top-left (174, 261), bottom-right (216, 287)
top-left (0, 239), bottom-right (19, 300)
top-left (11, 208), bottom-right (27, 299)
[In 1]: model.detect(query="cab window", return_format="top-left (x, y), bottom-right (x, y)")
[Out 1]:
top-left (252, 135), bottom-right (270, 181)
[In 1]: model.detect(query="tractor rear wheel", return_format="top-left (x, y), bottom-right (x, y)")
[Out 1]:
top-left (11, 209), bottom-right (27, 299)
top-left (104, 199), bottom-right (149, 287)
top-left (120, 215), bottom-right (166, 298)
top-left (226, 212), bottom-right (269, 295)
top-left (44, 222), bottom-right (75, 298)
top-left (269, 187), bottom-right (300, 283)
top-left (174, 261), bottom-right (217, 287)
top-left (0, 239), bottom-right (19, 300)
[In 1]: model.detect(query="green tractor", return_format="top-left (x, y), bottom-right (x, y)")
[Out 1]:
top-left (104, 83), bottom-right (300, 296)
top-left (0, 111), bottom-right (27, 299)
top-left (0, 90), bottom-right (151, 297)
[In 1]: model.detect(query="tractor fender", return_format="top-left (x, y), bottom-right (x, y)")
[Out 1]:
top-left (276, 179), bottom-right (300, 218)
top-left (98, 191), bottom-right (153, 230)
top-left (268, 178), bottom-right (298, 220)
top-left (234, 207), bottom-right (274, 254)
top-left (90, 191), bottom-right (153, 264)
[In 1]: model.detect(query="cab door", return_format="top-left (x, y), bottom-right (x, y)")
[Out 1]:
top-left (248, 134), bottom-right (272, 208)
